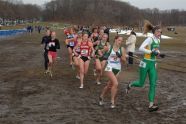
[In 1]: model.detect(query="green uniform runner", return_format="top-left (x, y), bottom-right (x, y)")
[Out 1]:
top-left (131, 37), bottom-right (160, 102)
top-left (95, 40), bottom-right (108, 61)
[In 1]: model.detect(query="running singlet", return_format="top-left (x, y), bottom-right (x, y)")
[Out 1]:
top-left (92, 33), bottom-right (99, 42)
top-left (144, 37), bottom-right (160, 61)
top-left (95, 41), bottom-right (107, 56)
top-left (106, 46), bottom-right (122, 70)
top-left (48, 39), bottom-right (60, 52)
top-left (80, 41), bottom-right (91, 57)
top-left (67, 34), bottom-right (75, 47)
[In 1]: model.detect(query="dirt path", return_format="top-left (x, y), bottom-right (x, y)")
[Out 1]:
top-left (0, 32), bottom-right (185, 124)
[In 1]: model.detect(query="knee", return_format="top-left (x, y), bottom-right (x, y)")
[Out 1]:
top-left (80, 69), bottom-right (84, 74)
top-left (84, 70), bottom-right (88, 75)
top-left (48, 62), bottom-right (52, 66)
top-left (96, 68), bottom-right (101, 72)
top-left (107, 84), bottom-right (112, 89)
top-left (112, 82), bottom-right (118, 88)
top-left (150, 82), bottom-right (156, 88)
top-left (74, 62), bottom-right (79, 66)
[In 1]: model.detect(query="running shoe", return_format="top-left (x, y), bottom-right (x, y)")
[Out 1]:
top-left (97, 81), bottom-right (101, 85)
top-left (99, 97), bottom-right (104, 106)
top-left (76, 75), bottom-right (80, 80)
top-left (79, 85), bottom-right (84, 89)
top-left (110, 103), bottom-right (116, 109)
top-left (126, 82), bottom-right (131, 94)
top-left (148, 105), bottom-right (159, 112)
top-left (44, 70), bottom-right (50, 74)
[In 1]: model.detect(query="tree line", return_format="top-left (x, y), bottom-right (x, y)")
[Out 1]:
top-left (0, 0), bottom-right (41, 20)
top-left (1, 0), bottom-right (186, 26)
top-left (43, 0), bottom-right (186, 26)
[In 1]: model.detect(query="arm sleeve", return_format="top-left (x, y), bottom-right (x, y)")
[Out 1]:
top-left (139, 37), bottom-right (152, 54)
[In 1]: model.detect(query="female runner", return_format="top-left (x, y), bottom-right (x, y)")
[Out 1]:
top-left (73, 32), bottom-right (94, 89)
top-left (99, 36), bottom-right (126, 108)
top-left (126, 20), bottom-right (162, 112)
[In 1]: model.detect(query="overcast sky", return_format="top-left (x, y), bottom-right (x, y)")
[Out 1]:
top-left (120, 0), bottom-right (186, 10)
top-left (23, 0), bottom-right (186, 10)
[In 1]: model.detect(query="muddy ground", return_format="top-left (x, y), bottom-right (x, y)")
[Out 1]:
top-left (0, 31), bottom-right (186, 124)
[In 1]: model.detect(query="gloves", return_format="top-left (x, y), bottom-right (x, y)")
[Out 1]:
top-left (152, 49), bottom-right (160, 56)
top-left (159, 54), bottom-right (166, 58)
top-left (116, 51), bottom-right (122, 58)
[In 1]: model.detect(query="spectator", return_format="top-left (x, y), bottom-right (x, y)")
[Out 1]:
top-left (126, 31), bottom-right (136, 65)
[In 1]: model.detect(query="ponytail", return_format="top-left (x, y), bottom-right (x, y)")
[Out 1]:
top-left (144, 20), bottom-right (161, 34)
top-left (144, 20), bottom-right (153, 34)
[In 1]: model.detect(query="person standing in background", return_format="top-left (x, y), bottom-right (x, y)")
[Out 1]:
top-left (126, 31), bottom-right (136, 65)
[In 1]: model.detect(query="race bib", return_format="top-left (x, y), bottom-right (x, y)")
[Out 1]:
top-left (81, 49), bottom-right (88, 55)
top-left (69, 42), bottom-right (74, 46)
top-left (105, 66), bottom-right (112, 72)
top-left (139, 61), bottom-right (146, 68)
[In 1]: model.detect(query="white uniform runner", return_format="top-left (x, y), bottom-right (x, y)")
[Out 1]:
top-left (105, 46), bottom-right (122, 75)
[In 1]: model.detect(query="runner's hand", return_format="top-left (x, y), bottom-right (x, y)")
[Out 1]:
top-left (116, 51), bottom-right (122, 58)
top-left (159, 54), bottom-right (165, 58)
top-left (152, 49), bottom-right (160, 56)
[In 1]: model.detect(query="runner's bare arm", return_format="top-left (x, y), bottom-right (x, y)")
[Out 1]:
top-left (89, 42), bottom-right (95, 57)
top-left (73, 42), bottom-right (80, 56)
top-left (121, 47), bottom-right (127, 63)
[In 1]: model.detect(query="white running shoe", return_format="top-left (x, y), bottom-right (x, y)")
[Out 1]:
top-left (44, 70), bottom-right (50, 74)
top-left (99, 97), bottom-right (104, 106)
top-left (76, 75), bottom-right (80, 80)
top-left (110, 103), bottom-right (116, 109)
top-left (126, 82), bottom-right (131, 94)
top-left (97, 82), bottom-right (101, 85)
top-left (79, 85), bottom-right (84, 89)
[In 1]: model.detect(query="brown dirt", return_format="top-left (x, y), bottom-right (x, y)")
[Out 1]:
top-left (0, 30), bottom-right (186, 124)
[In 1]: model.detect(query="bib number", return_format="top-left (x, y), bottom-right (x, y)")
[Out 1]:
top-left (105, 66), bottom-right (112, 72)
top-left (81, 49), bottom-right (88, 56)
top-left (69, 42), bottom-right (74, 46)
top-left (139, 61), bottom-right (146, 68)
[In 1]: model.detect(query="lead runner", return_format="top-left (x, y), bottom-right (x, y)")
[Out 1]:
top-left (126, 20), bottom-right (162, 112)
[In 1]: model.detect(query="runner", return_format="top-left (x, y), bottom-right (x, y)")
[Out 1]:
top-left (90, 28), bottom-right (99, 48)
top-left (73, 32), bottom-right (94, 89)
top-left (94, 33), bottom-right (110, 85)
top-left (46, 31), bottom-right (60, 77)
top-left (73, 31), bottom-right (83, 79)
top-left (65, 27), bottom-right (78, 68)
top-left (126, 20), bottom-right (162, 112)
top-left (41, 29), bottom-right (51, 73)
top-left (99, 36), bottom-right (126, 108)
top-left (98, 29), bottom-right (105, 41)
top-left (90, 28), bottom-right (99, 76)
